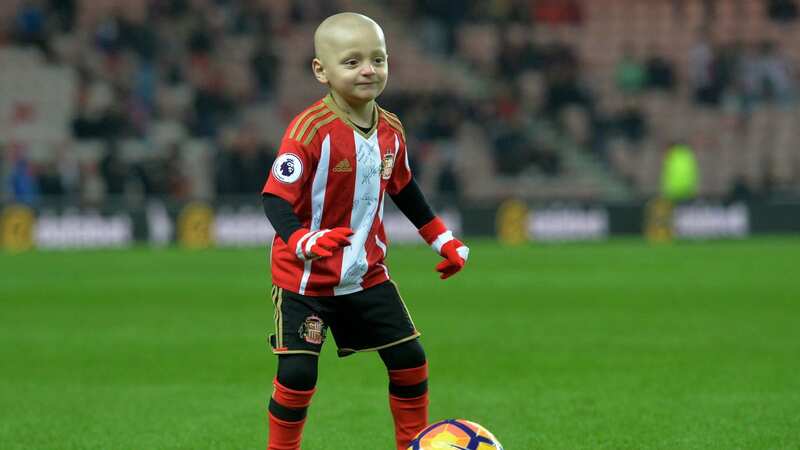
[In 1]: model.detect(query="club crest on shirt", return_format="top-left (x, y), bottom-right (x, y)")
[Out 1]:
top-left (272, 153), bottom-right (303, 183)
top-left (298, 315), bottom-right (326, 345)
top-left (380, 153), bottom-right (395, 180)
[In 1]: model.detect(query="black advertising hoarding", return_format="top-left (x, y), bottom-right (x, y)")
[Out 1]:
top-left (0, 202), bottom-right (135, 251)
top-left (1, 198), bottom-right (798, 251)
top-left (0, 197), bottom-right (462, 250)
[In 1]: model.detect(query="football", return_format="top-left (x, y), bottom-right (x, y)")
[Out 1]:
top-left (407, 419), bottom-right (503, 450)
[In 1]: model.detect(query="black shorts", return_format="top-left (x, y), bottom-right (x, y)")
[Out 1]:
top-left (268, 280), bottom-right (420, 357)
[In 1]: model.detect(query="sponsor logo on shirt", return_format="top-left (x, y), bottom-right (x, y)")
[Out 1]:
top-left (332, 159), bottom-right (352, 173)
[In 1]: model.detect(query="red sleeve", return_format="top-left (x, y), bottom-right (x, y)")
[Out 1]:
top-left (262, 136), bottom-right (315, 205)
top-left (386, 133), bottom-right (412, 196)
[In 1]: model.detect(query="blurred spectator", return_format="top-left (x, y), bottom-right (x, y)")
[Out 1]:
top-left (410, 0), bottom-right (474, 54)
top-left (94, 11), bottom-right (125, 57)
top-left (215, 124), bottom-right (275, 195)
top-left (517, 70), bottom-right (547, 115)
top-left (131, 57), bottom-right (158, 130)
top-left (491, 115), bottom-right (536, 176)
top-left (190, 74), bottom-right (236, 137)
top-left (128, 159), bottom-right (164, 200)
top-left (424, 97), bottom-right (462, 140)
top-left (672, 0), bottom-right (717, 28)
top-left (738, 42), bottom-right (762, 106)
top-left (735, 40), bottom-right (796, 106)
top-left (230, 1), bottom-right (271, 36)
top-left (54, 146), bottom-right (80, 197)
top-left (289, 0), bottom-right (342, 24)
top-left (491, 113), bottom-right (561, 177)
top-left (645, 50), bottom-right (676, 91)
top-left (767, 0), bottom-right (798, 22)
top-left (72, 79), bottom-right (128, 139)
top-left (163, 144), bottom-right (190, 200)
top-left (712, 43), bottom-right (742, 96)
top-left (49, 0), bottom-right (76, 32)
top-left (80, 161), bottom-right (105, 206)
top-left (533, 142), bottom-right (562, 177)
top-left (37, 161), bottom-right (64, 197)
top-left (755, 41), bottom-right (794, 103)
top-left (544, 45), bottom-right (593, 115)
top-left (614, 100), bottom-right (647, 143)
top-left (533, 0), bottom-right (582, 25)
top-left (660, 142), bottom-right (699, 202)
top-left (9, 145), bottom-right (38, 205)
top-left (251, 35), bottom-right (280, 99)
top-left (436, 163), bottom-right (461, 205)
top-left (100, 141), bottom-right (128, 197)
top-left (560, 105), bottom-right (592, 148)
top-left (727, 175), bottom-right (755, 203)
top-left (615, 46), bottom-right (647, 95)
top-left (688, 30), bottom-right (718, 105)
top-left (122, 15), bottom-right (158, 61)
top-left (13, 0), bottom-right (51, 58)
top-left (496, 24), bottom-right (543, 80)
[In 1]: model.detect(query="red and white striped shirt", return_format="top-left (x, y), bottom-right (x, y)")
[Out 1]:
top-left (262, 95), bottom-right (412, 296)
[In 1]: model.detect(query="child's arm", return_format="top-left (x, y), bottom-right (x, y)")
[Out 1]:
top-left (388, 178), bottom-right (435, 228)
top-left (389, 179), bottom-right (469, 280)
top-left (262, 194), bottom-right (303, 243)
top-left (262, 193), bottom-right (352, 261)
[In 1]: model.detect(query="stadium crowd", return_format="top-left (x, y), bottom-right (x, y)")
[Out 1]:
top-left (1, 0), bottom-right (799, 206)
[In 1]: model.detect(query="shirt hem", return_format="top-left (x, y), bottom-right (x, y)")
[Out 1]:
top-left (271, 272), bottom-right (389, 297)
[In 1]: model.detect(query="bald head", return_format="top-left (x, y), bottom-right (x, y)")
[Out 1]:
top-left (314, 13), bottom-right (385, 62)
top-left (311, 13), bottom-right (388, 107)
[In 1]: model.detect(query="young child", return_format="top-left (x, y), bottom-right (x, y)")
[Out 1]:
top-left (261, 12), bottom-right (469, 450)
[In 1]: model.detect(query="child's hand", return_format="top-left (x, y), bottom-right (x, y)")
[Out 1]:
top-left (288, 227), bottom-right (354, 261)
top-left (435, 238), bottom-right (469, 279)
top-left (418, 217), bottom-right (469, 280)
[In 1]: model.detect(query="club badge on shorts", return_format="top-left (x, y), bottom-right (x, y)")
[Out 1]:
top-left (381, 153), bottom-right (395, 180)
top-left (299, 315), bottom-right (326, 345)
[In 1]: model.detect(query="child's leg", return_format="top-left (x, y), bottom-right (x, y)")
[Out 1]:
top-left (379, 339), bottom-right (429, 450)
top-left (268, 354), bottom-right (319, 450)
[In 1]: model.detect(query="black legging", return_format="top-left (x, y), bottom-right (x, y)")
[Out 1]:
top-left (276, 339), bottom-right (426, 391)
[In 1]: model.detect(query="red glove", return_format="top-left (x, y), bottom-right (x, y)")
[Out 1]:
top-left (287, 227), bottom-right (354, 261)
top-left (418, 217), bottom-right (469, 279)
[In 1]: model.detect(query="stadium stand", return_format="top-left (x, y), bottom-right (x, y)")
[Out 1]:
top-left (1, 0), bottom-right (798, 206)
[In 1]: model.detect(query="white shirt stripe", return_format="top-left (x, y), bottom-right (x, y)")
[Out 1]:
top-left (375, 234), bottom-right (387, 256)
top-left (335, 130), bottom-right (381, 295)
top-left (375, 236), bottom-right (389, 277)
top-left (398, 134), bottom-right (409, 171)
top-left (299, 134), bottom-right (331, 294)
top-left (378, 263), bottom-right (389, 278)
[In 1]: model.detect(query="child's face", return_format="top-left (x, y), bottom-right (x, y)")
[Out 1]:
top-left (315, 24), bottom-right (388, 106)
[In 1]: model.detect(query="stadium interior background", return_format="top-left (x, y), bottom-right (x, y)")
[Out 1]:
top-left (2, 3), bottom-right (800, 450)
top-left (1, 0), bottom-right (800, 246)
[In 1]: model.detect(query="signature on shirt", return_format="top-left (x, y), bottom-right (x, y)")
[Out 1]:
top-left (356, 142), bottom-right (382, 185)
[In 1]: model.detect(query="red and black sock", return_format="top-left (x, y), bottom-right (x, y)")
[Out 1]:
top-left (267, 378), bottom-right (315, 450)
top-left (388, 363), bottom-right (429, 450)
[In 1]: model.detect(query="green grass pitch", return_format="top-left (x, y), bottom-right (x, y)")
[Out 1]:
top-left (2, 237), bottom-right (799, 450)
